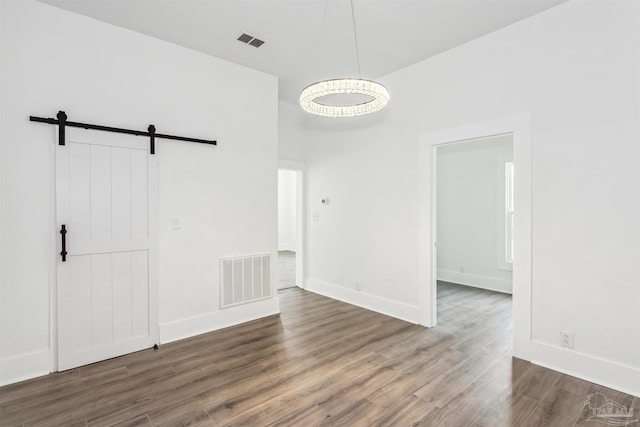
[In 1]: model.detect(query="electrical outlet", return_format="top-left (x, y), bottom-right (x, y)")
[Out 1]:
top-left (560, 331), bottom-right (574, 348)
top-left (355, 282), bottom-right (361, 291)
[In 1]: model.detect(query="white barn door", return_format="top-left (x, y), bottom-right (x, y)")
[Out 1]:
top-left (56, 128), bottom-right (158, 371)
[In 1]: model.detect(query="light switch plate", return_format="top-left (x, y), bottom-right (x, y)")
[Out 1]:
top-left (172, 217), bottom-right (182, 229)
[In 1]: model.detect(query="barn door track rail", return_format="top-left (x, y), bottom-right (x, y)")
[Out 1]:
top-left (30, 110), bottom-right (217, 154)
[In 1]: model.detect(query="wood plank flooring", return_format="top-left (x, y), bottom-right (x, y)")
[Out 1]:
top-left (1, 282), bottom-right (638, 426)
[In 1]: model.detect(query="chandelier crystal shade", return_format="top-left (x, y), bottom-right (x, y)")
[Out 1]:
top-left (299, 79), bottom-right (390, 118)
top-left (299, 0), bottom-right (390, 118)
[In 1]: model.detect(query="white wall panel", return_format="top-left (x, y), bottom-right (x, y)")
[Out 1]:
top-left (69, 143), bottom-right (91, 240)
top-left (131, 251), bottom-right (149, 338)
top-left (90, 145), bottom-right (111, 241)
top-left (111, 252), bottom-right (133, 343)
top-left (111, 147), bottom-right (132, 240)
top-left (69, 255), bottom-right (92, 352)
top-left (130, 149), bottom-right (148, 239)
top-left (91, 253), bottom-right (113, 347)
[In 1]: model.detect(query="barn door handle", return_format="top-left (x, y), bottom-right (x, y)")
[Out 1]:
top-left (60, 224), bottom-right (67, 262)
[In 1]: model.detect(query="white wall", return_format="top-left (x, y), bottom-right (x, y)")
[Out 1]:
top-left (278, 170), bottom-right (296, 251)
top-left (304, 0), bottom-right (640, 395)
top-left (0, 0), bottom-right (279, 385)
top-left (437, 135), bottom-right (513, 293)
top-left (278, 100), bottom-right (307, 162)
top-left (0, 0), bottom-right (4, 385)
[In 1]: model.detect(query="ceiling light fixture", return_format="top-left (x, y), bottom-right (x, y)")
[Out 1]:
top-left (299, 0), bottom-right (389, 118)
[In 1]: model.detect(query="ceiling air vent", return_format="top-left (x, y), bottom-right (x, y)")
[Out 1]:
top-left (237, 33), bottom-right (253, 44)
top-left (237, 33), bottom-right (266, 48)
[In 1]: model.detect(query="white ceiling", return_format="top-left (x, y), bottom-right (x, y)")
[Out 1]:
top-left (40, 0), bottom-right (567, 105)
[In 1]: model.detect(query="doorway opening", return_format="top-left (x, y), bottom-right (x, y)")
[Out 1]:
top-left (419, 115), bottom-right (532, 360)
top-left (435, 134), bottom-right (514, 350)
top-left (277, 163), bottom-right (305, 290)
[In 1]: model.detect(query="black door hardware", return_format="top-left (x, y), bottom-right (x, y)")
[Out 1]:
top-left (60, 224), bottom-right (67, 262)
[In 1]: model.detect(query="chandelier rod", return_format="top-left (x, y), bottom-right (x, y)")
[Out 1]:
top-left (350, 0), bottom-right (362, 78)
top-left (318, 0), bottom-right (329, 41)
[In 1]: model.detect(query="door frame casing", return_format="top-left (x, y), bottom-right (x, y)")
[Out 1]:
top-left (418, 115), bottom-right (532, 360)
top-left (278, 159), bottom-right (306, 289)
top-left (50, 128), bottom-right (159, 372)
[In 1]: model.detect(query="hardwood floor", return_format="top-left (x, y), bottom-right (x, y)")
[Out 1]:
top-left (1, 282), bottom-right (637, 426)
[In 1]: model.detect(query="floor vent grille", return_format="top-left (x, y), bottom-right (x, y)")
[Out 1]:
top-left (220, 253), bottom-right (271, 308)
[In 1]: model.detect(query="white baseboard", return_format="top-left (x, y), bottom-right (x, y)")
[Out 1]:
top-left (306, 278), bottom-right (419, 324)
top-left (437, 269), bottom-right (512, 294)
top-left (159, 297), bottom-right (280, 344)
top-left (0, 349), bottom-right (50, 386)
top-left (277, 243), bottom-right (295, 252)
top-left (532, 340), bottom-right (640, 398)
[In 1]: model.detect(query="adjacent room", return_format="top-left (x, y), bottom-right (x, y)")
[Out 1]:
top-left (435, 135), bottom-right (514, 353)
top-left (277, 168), bottom-right (298, 290)
top-left (1, 0), bottom-right (638, 425)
